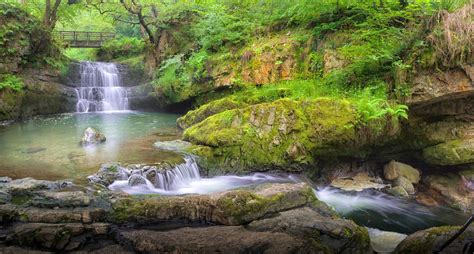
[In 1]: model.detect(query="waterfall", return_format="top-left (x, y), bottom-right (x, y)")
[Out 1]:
top-left (75, 61), bottom-right (129, 112)
top-left (107, 156), bottom-right (294, 195)
top-left (154, 156), bottom-right (201, 190)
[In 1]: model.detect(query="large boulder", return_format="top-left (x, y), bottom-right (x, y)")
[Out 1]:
top-left (246, 207), bottom-right (371, 253)
top-left (110, 182), bottom-right (320, 225)
top-left (184, 98), bottom-right (400, 174)
top-left (177, 97), bottom-right (247, 130)
top-left (80, 127), bottom-right (106, 146)
top-left (383, 160), bottom-right (421, 183)
top-left (422, 174), bottom-right (474, 212)
top-left (422, 139), bottom-right (474, 165)
top-left (395, 226), bottom-right (474, 254)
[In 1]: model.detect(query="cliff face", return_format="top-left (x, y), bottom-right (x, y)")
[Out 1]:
top-left (0, 4), bottom-right (76, 121)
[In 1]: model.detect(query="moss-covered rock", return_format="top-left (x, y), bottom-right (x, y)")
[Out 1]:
top-left (422, 139), bottom-right (474, 166)
top-left (183, 98), bottom-right (399, 174)
top-left (110, 182), bottom-right (318, 225)
top-left (177, 97), bottom-right (247, 129)
top-left (395, 226), bottom-right (474, 254)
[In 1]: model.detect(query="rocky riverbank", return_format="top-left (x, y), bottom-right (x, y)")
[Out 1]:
top-left (0, 177), bottom-right (374, 253)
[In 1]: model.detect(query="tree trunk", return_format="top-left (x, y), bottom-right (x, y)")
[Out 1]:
top-left (43, 0), bottom-right (61, 29)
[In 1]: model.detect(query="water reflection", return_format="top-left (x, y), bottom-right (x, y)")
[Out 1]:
top-left (0, 112), bottom-right (181, 183)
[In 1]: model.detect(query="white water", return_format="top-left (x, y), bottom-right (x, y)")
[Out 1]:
top-left (108, 157), bottom-right (467, 235)
top-left (108, 157), bottom-right (298, 195)
top-left (76, 62), bottom-right (129, 112)
top-left (315, 187), bottom-right (467, 234)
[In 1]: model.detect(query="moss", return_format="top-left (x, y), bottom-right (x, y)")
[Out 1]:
top-left (183, 97), bottom-right (396, 173)
top-left (423, 139), bottom-right (474, 165)
top-left (177, 97), bottom-right (246, 129)
top-left (11, 195), bottom-right (31, 206)
top-left (110, 183), bottom-right (316, 225)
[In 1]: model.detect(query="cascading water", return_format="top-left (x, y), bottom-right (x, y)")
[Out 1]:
top-left (108, 156), bottom-right (297, 195)
top-left (75, 61), bottom-right (129, 112)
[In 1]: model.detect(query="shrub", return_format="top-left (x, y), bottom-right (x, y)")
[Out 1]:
top-left (97, 37), bottom-right (145, 61)
top-left (0, 74), bottom-right (23, 91)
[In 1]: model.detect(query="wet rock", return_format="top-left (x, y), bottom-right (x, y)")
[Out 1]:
top-left (368, 228), bottom-right (406, 253)
top-left (330, 172), bottom-right (387, 192)
top-left (2, 178), bottom-right (73, 195)
top-left (5, 223), bottom-right (110, 251)
top-left (383, 160), bottom-right (421, 183)
top-left (118, 226), bottom-right (310, 253)
top-left (246, 207), bottom-right (372, 253)
top-left (423, 174), bottom-right (474, 212)
top-left (0, 176), bottom-right (12, 183)
top-left (386, 186), bottom-right (409, 198)
top-left (393, 177), bottom-right (415, 195)
top-left (30, 191), bottom-right (91, 208)
top-left (0, 190), bottom-right (11, 204)
top-left (153, 139), bottom-right (192, 152)
top-left (111, 182), bottom-right (317, 225)
top-left (80, 127), bottom-right (106, 146)
top-left (128, 175), bottom-right (147, 186)
top-left (87, 163), bottom-right (128, 186)
top-left (395, 225), bottom-right (474, 254)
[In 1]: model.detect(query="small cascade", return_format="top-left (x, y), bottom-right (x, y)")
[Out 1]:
top-left (75, 61), bottom-right (129, 112)
top-left (108, 156), bottom-right (295, 195)
top-left (154, 156), bottom-right (201, 190)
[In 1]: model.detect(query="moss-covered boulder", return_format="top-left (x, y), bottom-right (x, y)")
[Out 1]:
top-left (110, 182), bottom-right (320, 225)
top-left (395, 226), bottom-right (474, 254)
top-left (183, 98), bottom-right (399, 174)
top-left (422, 139), bottom-right (474, 165)
top-left (177, 97), bottom-right (247, 129)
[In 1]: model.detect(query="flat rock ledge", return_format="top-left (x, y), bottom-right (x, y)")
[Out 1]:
top-left (0, 177), bottom-right (373, 253)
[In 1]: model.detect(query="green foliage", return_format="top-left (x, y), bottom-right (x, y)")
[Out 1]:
top-left (153, 54), bottom-right (191, 103)
top-left (0, 74), bottom-right (23, 91)
top-left (64, 48), bottom-right (98, 61)
top-left (187, 50), bottom-right (209, 80)
top-left (97, 37), bottom-right (145, 61)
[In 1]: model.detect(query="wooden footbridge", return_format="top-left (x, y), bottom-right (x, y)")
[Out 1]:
top-left (57, 31), bottom-right (116, 48)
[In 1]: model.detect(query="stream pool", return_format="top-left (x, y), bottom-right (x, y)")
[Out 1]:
top-left (0, 111), bottom-right (181, 184)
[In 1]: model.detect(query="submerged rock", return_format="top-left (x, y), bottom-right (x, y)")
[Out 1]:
top-left (368, 228), bottom-right (406, 253)
top-left (153, 139), bottom-right (192, 152)
top-left (80, 127), bottom-right (106, 146)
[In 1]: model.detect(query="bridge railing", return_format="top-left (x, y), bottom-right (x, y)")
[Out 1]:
top-left (56, 31), bottom-right (116, 48)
